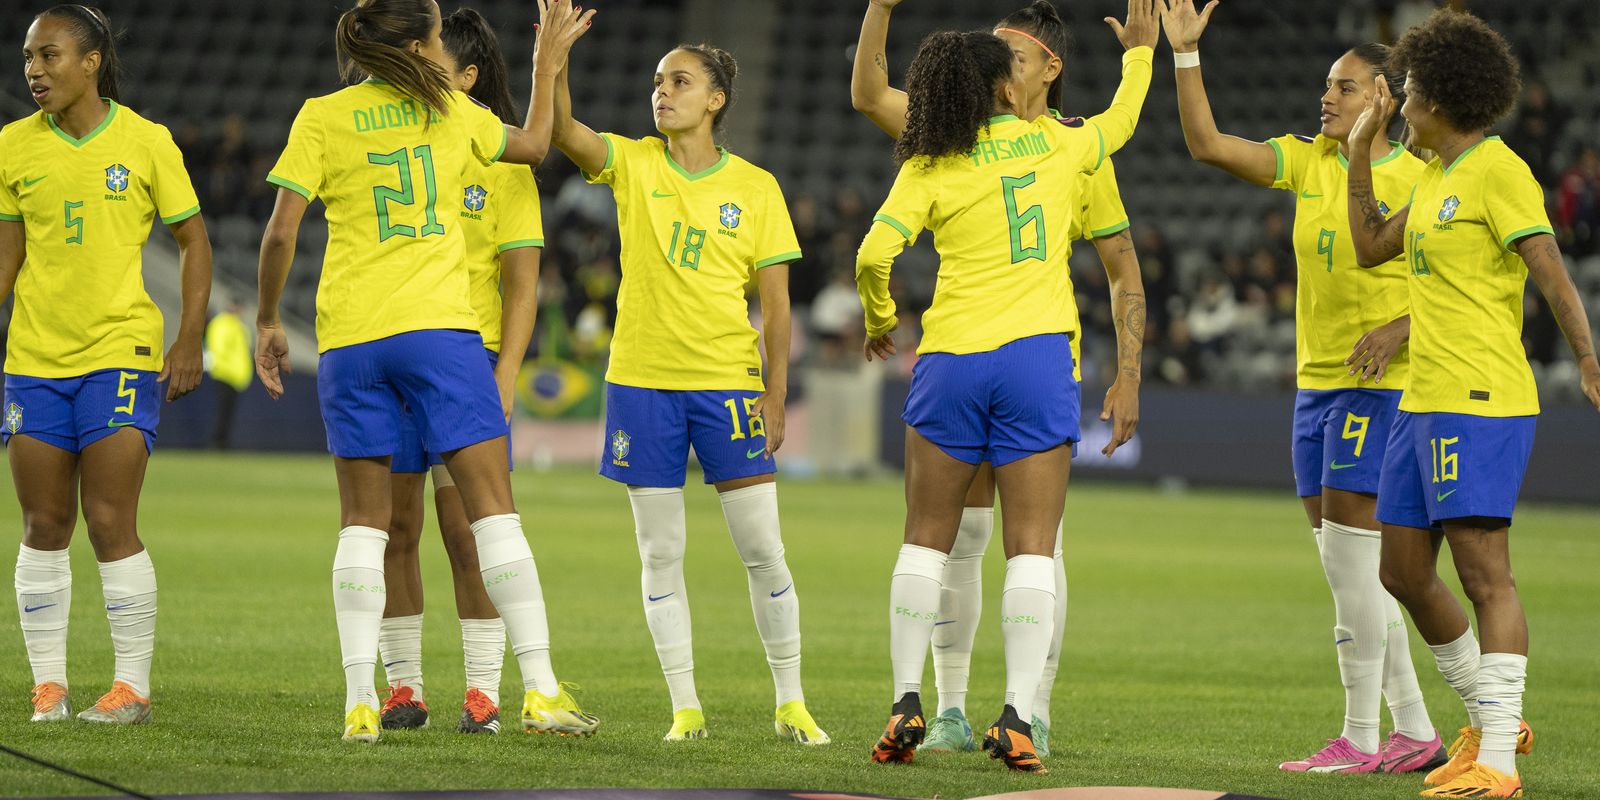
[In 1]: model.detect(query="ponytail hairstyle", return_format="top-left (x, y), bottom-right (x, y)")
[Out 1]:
top-left (36, 4), bottom-right (121, 102)
top-left (441, 8), bottom-right (518, 125)
top-left (336, 0), bottom-right (452, 121)
top-left (894, 31), bottom-right (1015, 165)
top-left (1346, 42), bottom-right (1407, 137)
top-left (673, 43), bottom-right (739, 131)
top-left (996, 1), bottom-right (1071, 113)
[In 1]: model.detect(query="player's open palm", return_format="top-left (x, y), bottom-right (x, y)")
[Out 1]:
top-left (1350, 76), bottom-right (1396, 150)
top-left (256, 323), bottom-right (290, 400)
top-left (1161, 0), bottom-right (1218, 51)
top-left (1106, 0), bottom-right (1162, 52)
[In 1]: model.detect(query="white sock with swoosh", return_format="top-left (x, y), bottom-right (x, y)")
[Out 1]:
top-left (720, 483), bottom-right (804, 707)
top-left (628, 486), bottom-right (698, 713)
top-left (934, 506), bottom-right (991, 717)
top-left (1319, 520), bottom-right (1386, 753)
top-left (16, 545), bottom-right (72, 689)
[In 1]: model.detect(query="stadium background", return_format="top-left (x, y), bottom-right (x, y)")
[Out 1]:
top-left (0, 1), bottom-right (1599, 799)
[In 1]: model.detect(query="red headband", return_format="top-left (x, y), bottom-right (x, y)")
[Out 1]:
top-left (994, 27), bottom-right (1059, 63)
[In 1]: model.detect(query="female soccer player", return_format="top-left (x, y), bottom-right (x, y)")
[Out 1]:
top-left (255, 0), bottom-right (595, 743)
top-left (373, 7), bottom-right (545, 736)
top-left (1162, 0), bottom-right (1445, 774)
top-left (3, 4), bottom-right (211, 725)
top-left (859, 1), bottom-right (1158, 772)
top-left (1344, 9), bottom-right (1599, 797)
top-left (549, 42), bottom-right (828, 745)
top-left (849, 0), bottom-right (1145, 756)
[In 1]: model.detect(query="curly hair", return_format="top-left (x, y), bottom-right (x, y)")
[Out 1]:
top-left (1389, 9), bottom-right (1520, 133)
top-left (894, 31), bottom-right (1014, 165)
top-left (996, 1), bottom-right (1071, 112)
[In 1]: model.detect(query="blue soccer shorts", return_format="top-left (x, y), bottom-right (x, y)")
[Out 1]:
top-left (599, 383), bottom-right (776, 487)
top-left (1376, 410), bottom-right (1536, 529)
top-left (1291, 388), bottom-right (1403, 497)
top-left (3, 369), bottom-right (159, 453)
top-left (391, 348), bottom-right (511, 474)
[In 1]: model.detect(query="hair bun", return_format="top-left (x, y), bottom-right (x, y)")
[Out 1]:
top-left (713, 48), bottom-right (739, 81)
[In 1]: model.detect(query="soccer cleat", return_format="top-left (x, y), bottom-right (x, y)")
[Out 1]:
top-left (1428, 722), bottom-right (1534, 786)
top-left (379, 685), bottom-right (429, 730)
top-left (982, 705), bottom-right (1047, 773)
top-left (521, 683), bottom-right (599, 736)
top-left (30, 682), bottom-right (71, 722)
top-left (1030, 715), bottom-right (1052, 758)
top-left (1420, 760), bottom-right (1523, 798)
top-left (664, 707), bottom-right (707, 741)
top-left (919, 707), bottom-right (976, 753)
top-left (869, 692), bottom-right (925, 764)
top-left (457, 688), bottom-right (501, 734)
top-left (774, 700), bottom-right (830, 745)
top-left (1278, 737), bottom-right (1381, 773)
top-left (1380, 729), bottom-right (1448, 774)
top-left (342, 703), bottom-right (380, 743)
top-left (76, 682), bottom-right (150, 725)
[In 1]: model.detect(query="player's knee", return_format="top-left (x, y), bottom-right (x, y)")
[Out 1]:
top-left (20, 509), bottom-right (74, 549)
top-left (439, 520), bottom-right (481, 575)
top-left (1378, 561), bottom-right (1426, 604)
top-left (638, 535), bottom-right (686, 571)
top-left (79, 499), bottom-right (134, 542)
top-left (386, 510), bottom-right (424, 551)
top-left (1456, 565), bottom-right (1516, 607)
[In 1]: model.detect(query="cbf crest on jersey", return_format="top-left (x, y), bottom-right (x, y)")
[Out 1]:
top-left (5, 402), bottom-right (21, 434)
top-left (464, 185), bottom-right (488, 213)
top-left (1378, 201), bottom-right (1391, 216)
top-left (105, 164), bottom-right (130, 193)
top-left (610, 429), bottom-right (631, 466)
top-left (719, 203), bottom-right (741, 230)
top-left (1439, 195), bottom-right (1461, 222)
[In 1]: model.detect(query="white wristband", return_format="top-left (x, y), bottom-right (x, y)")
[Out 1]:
top-left (1174, 50), bottom-right (1200, 69)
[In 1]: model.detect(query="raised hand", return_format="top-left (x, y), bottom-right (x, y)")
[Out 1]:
top-left (534, 0), bottom-right (596, 72)
top-left (1349, 75), bottom-right (1397, 152)
top-left (1106, 0), bottom-right (1162, 52)
top-left (1161, 0), bottom-right (1219, 52)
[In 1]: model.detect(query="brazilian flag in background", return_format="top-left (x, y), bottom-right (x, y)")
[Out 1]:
top-left (516, 359), bottom-right (604, 419)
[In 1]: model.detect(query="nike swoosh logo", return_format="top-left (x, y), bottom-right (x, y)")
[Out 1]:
top-left (1334, 637), bottom-right (1354, 645)
top-left (651, 190), bottom-right (675, 198)
top-left (770, 584), bottom-right (792, 598)
top-left (746, 448), bottom-right (766, 459)
top-left (108, 419), bottom-right (136, 428)
top-left (383, 661), bottom-right (404, 669)
top-left (647, 593), bottom-right (675, 602)
top-left (1477, 700), bottom-right (1501, 705)
top-left (105, 603), bottom-right (133, 611)
top-left (1300, 191), bottom-right (1324, 199)
top-left (933, 620), bottom-right (956, 626)
top-left (23, 603), bottom-right (56, 613)
top-left (22, 176), bottom-right (46, 187)
top-left (1436, 489), bottom-right (1457, 502)
top-left (1329, 462), bottom-right (1357, 470)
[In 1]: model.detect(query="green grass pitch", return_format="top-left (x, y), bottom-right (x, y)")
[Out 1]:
top-left (1, 453), bottom-right (1596, 799)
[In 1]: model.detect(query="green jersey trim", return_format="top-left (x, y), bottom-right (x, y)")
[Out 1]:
top-left (1501, 225), bottom-right (1554, 252)
top-left (874, 213), bottom-right (913, 240)
top-left (497, 238), bottom-right (544, 253)
top-left (1267, 138), bottom-right (1286, 184)
top-left (490, 126), bottom-right (508, 165)
top-left (47, 99), bottom-right (119, 148)
top-left (754, 251), bottom-right (802, 270)
top-left (664, 146), bottom-right (730, 181)
top-left (160, 205), bottom-right (201, 225)
top-left (1442, 135), bottom-right (1497, 176)
top-left (1088, 219), bottom-right (1131, 239)
top-left (1335, 140), bottom-right (1405, 170)
top-left (987, 114), bottom-right (1021, 125)
top-left (0, 213), bottom-right (22, 222)
top-left (584, 134), bottom-right (616, 180)
top-left (267, 174), bottom-right (313, 201)
top-left (1092, 123), bottom-right (1107, 171)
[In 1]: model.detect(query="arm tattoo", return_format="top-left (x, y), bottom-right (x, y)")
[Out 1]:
top-left (1524, 236), bottom-right (1597, 363)
top-left (1350, 174), bottom-right (1405, 259)
top-left (874, 52), bottom-right (887, 75)
top-left (1113, 287), bottom-right (1146, 379)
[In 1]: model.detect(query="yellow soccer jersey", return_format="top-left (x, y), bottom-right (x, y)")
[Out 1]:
top-left (859, 115), bottom-right (1110, 355)
top-left (1269, 133), bottom-right (1422, 390)
top-left (1400, 137), bottom-right (1550, 416)
top-left (1071, 156), bottom-right (1131, 241)
top-left (587, 135), bottom-right (801, 391)
top-left (0, 101), bottom-right (199, 378)
top-left (459, 159), bottom-right (543, 353)
top-left (268, 81), bottom-right (506, 352)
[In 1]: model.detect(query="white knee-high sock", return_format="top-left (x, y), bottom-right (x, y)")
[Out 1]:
top-left (890, 544), bottom-right (947, 700)
top-left (1002, 554), bottom-right (1054, 721)
top-left (1319, 521), bottom-right (1387, 753)
top-left (470, 514), bottom-right (558, 695)
top-left (630, 486), bottom-right (699, 713)
top-left (1035, 519), bottom-right (1068, 726)
top-left (98, 551), bottom-right (158, 698)
top-left (1429, 627), bottom-right (1481, 728)
top-left (933, 506), bottom-right (991, 716)
top-left (460, 617), bottom-right (505, 706)
top-left (377, 614), bottom-right (424, 698)
top-left (15, 545), bottom-right (72, 688)
top-left (1381, 594), bottom-right (1436, 740)
top-left (720, 483), bottom-right (804, 707)
top-left (333, 526), bottom-right (388, 712)
top-left (1476, 653), bottom-right (1527, 775)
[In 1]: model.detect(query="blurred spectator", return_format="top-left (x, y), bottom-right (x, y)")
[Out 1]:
top-left (1506, 80), bottom-right (1567, 188)
top-left (204, 301), bottom-right (253, 449)
top-left (1556, 146), bottom-right (1600, 256)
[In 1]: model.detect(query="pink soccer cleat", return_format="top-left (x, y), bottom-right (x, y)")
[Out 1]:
top-left (1279, 737), bottom-right (1382, 773)
top-left (1378, 729), bottom-right (1448, 773)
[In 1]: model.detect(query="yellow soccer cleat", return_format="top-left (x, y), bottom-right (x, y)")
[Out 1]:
top-left (664, 707), bottom-right (707, 741)
top-left (1420, 760), bottom-right (1522, 798)
top-left (774, 700), bottom-right (830, 745)
top-left (521, 683), bottom-right (599, 736)
top-left (342, 703), bottom-right (380, 743)
top-left (1429, 722), bottom-right (1534, 786)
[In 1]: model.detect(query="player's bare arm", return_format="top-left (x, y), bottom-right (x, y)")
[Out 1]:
top-left (1519, 232), bottom-right (1600, 410)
